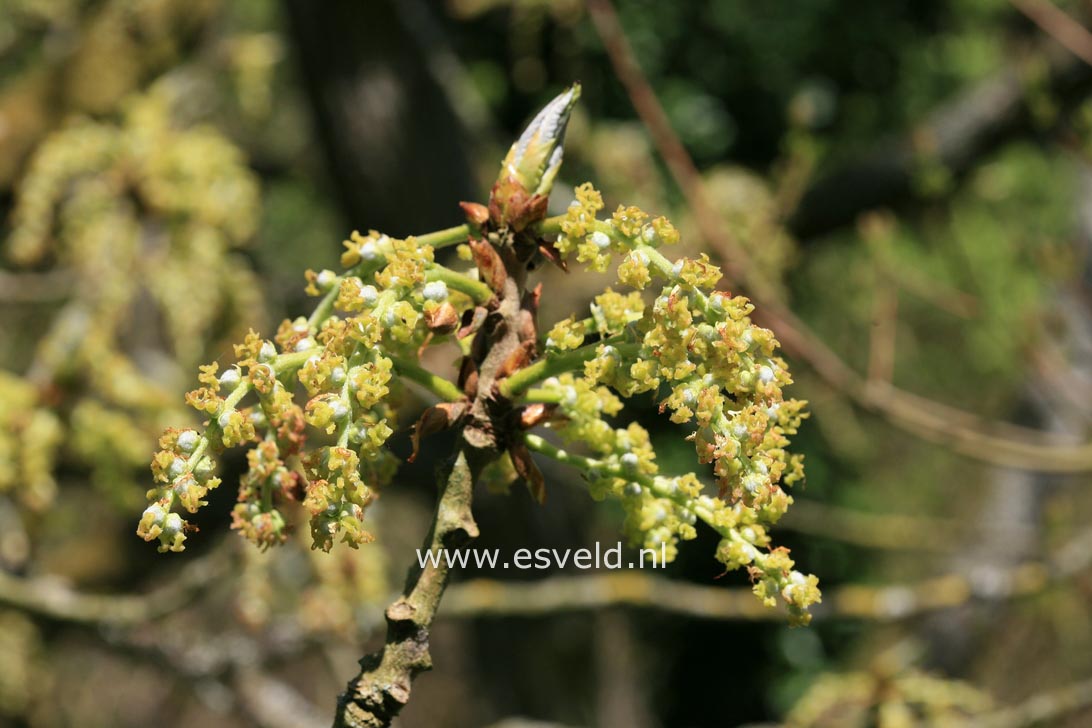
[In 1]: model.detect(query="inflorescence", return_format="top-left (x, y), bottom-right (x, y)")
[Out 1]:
top-left (141, 85), bottom-right (820, 623)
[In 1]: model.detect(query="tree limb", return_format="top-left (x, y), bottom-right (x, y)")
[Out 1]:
top-left (332, 449), bottom-right (481, 728)
top-left (787, 31), bottom-right (1092, 240)
top-left (438, 526), bottom-right (1092, 623)
top-left (0, 540), bottom-right (232, 625)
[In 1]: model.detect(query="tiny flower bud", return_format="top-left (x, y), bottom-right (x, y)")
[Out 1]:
top-left (168, 457), bottom-right (186, 480)
top-left (219, 368), bottom-right (241, 389)
top-left (258, 341), bottom-right (277, 362)
top-left (360, 284), bottom-right (379, 306)
top-left (591, 231), bottom-right (611, 250)
top-left (176, 430), bottom-right (199, 454)
top-left (142, 504), bottom-right (166, 527)
top-left (422, 281), bottom-right (448, 301)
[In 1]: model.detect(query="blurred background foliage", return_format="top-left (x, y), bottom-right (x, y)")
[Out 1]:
top-left (1, 0), bottom-right (1091, 726)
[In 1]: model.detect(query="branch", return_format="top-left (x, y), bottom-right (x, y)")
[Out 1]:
top-left (499, 336), bottom-right (634, 398)
top-left (977, 675), bottom-right (1092, 728)
top-left (779, 499), bottom-right (1037, 553)
top-left (439, 526), bottom-right (1092, 622)
top-left (0, 540), bottom-right (232, 625)
top-left (586, 0), bottom-right (1092, 473)
top-left (1010, 0), bottom-right (1092, 68)
top-left (332, 447), bottom-right (481, 727)
top-left (0, 268), bottom-right (74, 302)
top-left (425, 263), bottom-right (494, 304)
top-left (389, 355), bottom-right (464, 401)
top-left (787, 30), bottom-right (1092, 240)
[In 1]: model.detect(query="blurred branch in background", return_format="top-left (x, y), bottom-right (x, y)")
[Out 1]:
top-left (1010, 0), bottom-right (1092, 68)
top-left (739, 675), bottom-right (1092, 728)
top-left (441, 525), bottom-right (1092, 622)
top-left (975, 676), bottom-right (1092, 728)
top-left (0, 540), bottom-right (233, 625)
top-left (0, 496), bottom-right (1046, 638)
top-left (586, 0), bottom-right (1092, 473)
top-left (779, 500), bottom-right (1037, 553)
top-left (0, 268), bottom-right (73, 302)
top-left (789, 4), bottom-right (1092, 240)
top-left (108, 606), bottom-right (329, 728)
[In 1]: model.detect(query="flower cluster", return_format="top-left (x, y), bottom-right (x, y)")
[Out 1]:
top-left (0, 372), bottom-right (63, 511)
top-left (4, 82), bottom-right (264, 509)
top-left (523, 183), bottom-right (818, 622)
top-left (785, 667), bottom-right (992, 727)
top-left (141, 226), bottom-right (478, 552)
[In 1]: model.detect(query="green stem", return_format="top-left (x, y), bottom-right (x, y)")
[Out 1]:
top-left (426, 265), bottom-right (494, 304)
top-left (500, 336), bottom-right (635, 398)
top-left (523, 388), bottom-right (562, 403)
top-left (413, 224), bottom-right (471, 249)
top-left (337, 346), bottom-right (367, 448)
top-left (308, 281), bottom-right (342, 330)
top-left (522, 433), bottom-right (718, 528)
top-left (390, 356), bottom-right (463, 401)
top-left (534, 214), bottom-right (566, 237)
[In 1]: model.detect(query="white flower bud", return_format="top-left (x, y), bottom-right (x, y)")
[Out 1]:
top-left (624, 482), bottom-right (642, 497)
top-left (176, 430), bottom-right (199, 454)
top-left (143, 504), bottom-right (167, 526)
top-left (620, 452), bottom-right (640, 472)
top-left (316, 269), bottom-right (337, 290)
top-left (168, 457), bottom-right (186, 480)
top-left (258, 341), bottom-right (277, 362)
top-left (758, 365), bottom-right (775, 384)
top-left (194, 459), bottom-right (214, 482)
top-left (295, 337), bottom-right (315, 352)
top-left (590, 231), bottom-right (611, 250)
top-left (219, 368), bottom-right (241, 389)
top-left (562, 386), bottom-right (578, 406)
top-left (422, 281), bottom-right (448, 301)
top-left (162, 512), bottom-right (184, 537)
top-left (360, 241), bottom-right (379, 261)
top-left (743, 472), bottom-right (765, 494)
top-left (360, 284), bottom-right (379, 306)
